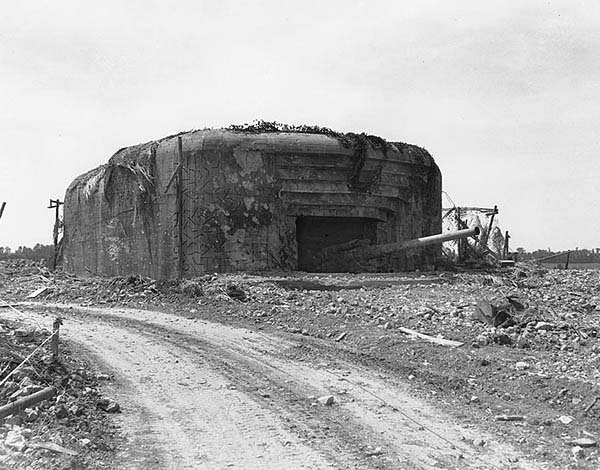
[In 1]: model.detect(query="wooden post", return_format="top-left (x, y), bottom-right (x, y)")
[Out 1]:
top-left (0, 202), bottom-right (5, 220)
top-left (455, 207), bottom-right (464, 260)
top-left (51, 317), bottom-right (62, 360)
top-left (565, 251), bottom-right (571, 270)
top-left (482, 205), bottom-right (498, 248)
top-left (48, 199), bottom-right (64, 269)
top-left (177, 137), bottom-right (184, 279)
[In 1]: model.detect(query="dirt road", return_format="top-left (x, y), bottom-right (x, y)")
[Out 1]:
top-left (10, 303), bottom-right (543, 469)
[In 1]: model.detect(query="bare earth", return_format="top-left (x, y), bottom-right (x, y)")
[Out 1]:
top-left (7, 302), bottom-right (542, 470)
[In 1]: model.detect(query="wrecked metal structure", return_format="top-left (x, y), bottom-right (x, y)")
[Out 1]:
top-left (63, 126), bottom-right (442, 278)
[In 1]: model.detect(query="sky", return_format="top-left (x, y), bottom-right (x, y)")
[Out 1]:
top-left (1, 0), bottom-right (599, 252)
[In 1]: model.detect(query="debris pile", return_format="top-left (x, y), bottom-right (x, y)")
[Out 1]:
top-left (2, 259), bottom-right (600, 467)
top-left (0, 315), bottom-right (120, 469)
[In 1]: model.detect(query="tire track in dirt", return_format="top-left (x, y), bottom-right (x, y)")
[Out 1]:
top-left (9, 306), bottom-right (337, 469)
top-left (55, 310), bottom-right (396, 469)
top-left (20, 303), bottom-right (545, 469)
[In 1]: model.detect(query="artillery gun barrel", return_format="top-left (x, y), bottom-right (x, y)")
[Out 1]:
top-left (351, 226), bottom-right (480, 259)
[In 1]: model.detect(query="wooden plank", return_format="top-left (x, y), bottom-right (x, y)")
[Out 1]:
top-left (26, 286), bottom-right (51, 299)
top-left (0, 386), bottom-right (57, 419)
top-left (398, 327), bottom-right (464, 347)
top-left (30, 442), bottom-right (78, 456)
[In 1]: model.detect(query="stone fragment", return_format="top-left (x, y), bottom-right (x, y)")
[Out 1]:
top-left (571, 438), bottom-right (596, 448)
top-left (557, 415), bottom-right (573, 425)
top-left (534, 322), bottom-right (554, 331)
top-left (334, 332), bottom-right (347, 342)
top-left (23, 409), bottom-right (38, 423)
top-left (96, 398), bottom-right (121, 413)
top-left (69, 405), bottom-right (83, 416)
top-left (572, 446), bottom-right (585, 458)
top-left (365, 446), bottom-right (383, 456)
top-left (317, 395), bottom-right (335, 406)
top-left (515, 362), bottom-right (530, 370)
top-left (107, 401), bottom-right (121, 413)
top-left (494, 415), bottom-right (525, 422)
top-left (5, 430), bottom-right (26, 452)
top-left (54, 405), bottom-right (68, 419)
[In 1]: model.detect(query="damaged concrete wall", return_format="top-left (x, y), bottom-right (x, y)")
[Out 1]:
top-left (63, 129), bottom-right (441, 278)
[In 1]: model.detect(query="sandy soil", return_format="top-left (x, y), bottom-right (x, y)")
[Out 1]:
top-left (6, 302), bottom-right (544, 470)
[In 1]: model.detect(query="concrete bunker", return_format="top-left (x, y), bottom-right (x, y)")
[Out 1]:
top-left (63, 125), bottom-right (442, 278)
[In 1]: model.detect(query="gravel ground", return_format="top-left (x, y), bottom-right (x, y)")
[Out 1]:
top-left (1, 259), bottom-right (599, 468)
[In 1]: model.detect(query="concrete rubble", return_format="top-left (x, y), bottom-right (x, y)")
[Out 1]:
top-left (0, 294), bottom-right (121, 469)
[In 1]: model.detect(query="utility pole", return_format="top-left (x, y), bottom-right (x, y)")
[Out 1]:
top-left (503, 231), bottom-right (511, 259)
top-left (481, 205), bottom-right (498, 248)
top-left (48, 199), bottom-right (64, 269)
top-left (177, 136), bottom-right (184, 279)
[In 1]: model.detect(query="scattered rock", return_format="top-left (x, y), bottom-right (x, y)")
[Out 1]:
top-left (23, 409), bottom-right (38, 423)
top-left (557, 415), bottom-right (573, 425)
top-left (180, 280), bottom-right (203, 297)
top-left (534, 322), bottom-right (554, 331)
top-left (494, 415), bottom-right (525, 422)
top-left (54, 405), bottom-right (68, 419)
top-left (365, 446), bottom-right (383, 456)
top-left (570, 438), bottom-right (597, 448)
top-left (226, 284), bottom-right (247, 302)
top-left (334, 332), bottom-right (347, 342)
top-left (97, 398), bottom-right (121, 413)
top-left (69, 405), bottom-right (83, 416)
top-left (572, 446), bottom-right (585, 459)
top-left (317, 395), bottom-right (335, 406)
top-left (515, 362), bottom-right (530, 370)
top-left (5, 430), bottom-right (26, 452)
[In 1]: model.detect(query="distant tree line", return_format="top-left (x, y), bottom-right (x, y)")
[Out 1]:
top-left (0, 244), bottom-right (54, 262)
top-left (516, 247), bottom-right (600, 263)
top-left (2, 243), bottom-right (599, 265)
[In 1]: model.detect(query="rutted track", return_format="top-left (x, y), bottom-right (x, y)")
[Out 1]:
top-left (12, 303), bottom-right (544, 470)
